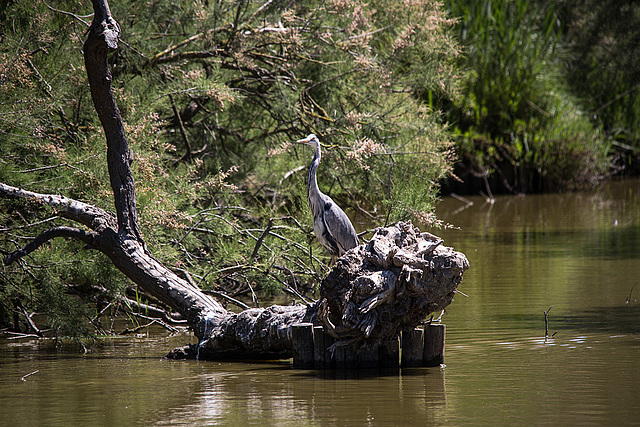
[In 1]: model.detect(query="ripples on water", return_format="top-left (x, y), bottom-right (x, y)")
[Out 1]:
top-left (2, 179), bottom-right (640, 425)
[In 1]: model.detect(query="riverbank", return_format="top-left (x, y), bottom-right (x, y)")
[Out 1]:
top-left (440, 141), bottom-right (640, 196)
top-left (440, 0), bottom-right (640, 196)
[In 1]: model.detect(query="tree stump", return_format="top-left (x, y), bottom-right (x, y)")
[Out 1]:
top-left (315, 221), bottom-right (468, 351)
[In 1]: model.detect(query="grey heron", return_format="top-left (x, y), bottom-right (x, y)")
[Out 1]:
top-left (297, 134), bottom-right (359, 257)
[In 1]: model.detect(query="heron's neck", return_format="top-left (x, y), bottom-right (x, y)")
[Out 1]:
top-left (307, 149), bottom-right (322, 211)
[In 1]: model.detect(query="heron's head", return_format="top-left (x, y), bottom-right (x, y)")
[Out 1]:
top-left (296, 134), bottom-right (320, 149)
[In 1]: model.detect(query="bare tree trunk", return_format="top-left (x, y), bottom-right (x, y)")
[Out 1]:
top-left (0, 0), bottom-right (468, 361)
top-left (0, 0), bottom-right (309, 359)
top-left (81, 0), bottom-right (228, 341)
top-left (83, 0), bottom-right (142, 243)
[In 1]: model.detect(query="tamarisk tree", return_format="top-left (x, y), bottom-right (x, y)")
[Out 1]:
top-left (0, 0), bottom-right (467, 358)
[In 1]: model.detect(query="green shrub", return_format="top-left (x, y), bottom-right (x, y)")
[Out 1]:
top-left (444, 0), bottom-right (608, 192)
top-left (561, 0), bottom-right (640, 170)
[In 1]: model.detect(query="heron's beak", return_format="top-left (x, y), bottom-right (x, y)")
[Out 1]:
top-left (296, 136), bottom-right (313, 144)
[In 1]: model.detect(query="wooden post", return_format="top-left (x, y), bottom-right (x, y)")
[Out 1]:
top-left (324, 330), bottom-right (335, 369)
top-left (334, 344), bottom-right (358, 369)
top-left (312, 326), bottom-right (326, 368)
top-left (313, 326), bottom-right (336, 369)
top-left (401, 328), bottom-right (424, 367)
top-left (334, 345), bottom-right (345, 368)
top-left (423, 323), bottom-right (445, 367)
top-left (292, 323), bottom-right (314, 369)
top-left (379, 336), bottom-right (400, 368)
top-left (344, 345), bottom-right (357, 369)
top-left (292, 324), bottom-right (444, 370)
top-left (357, 345), bottom-right (379, 369)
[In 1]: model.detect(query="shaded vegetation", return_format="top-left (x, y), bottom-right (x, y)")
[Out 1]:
top-left (560, 0), bottom-right (640, 173)
top-left (0, 0), bottom-right (460, 336)
top-left (442, 0), bottom-right (639, 194)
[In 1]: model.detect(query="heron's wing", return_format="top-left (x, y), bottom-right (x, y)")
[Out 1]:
top-left (321, 197), bottom-right (360, 255)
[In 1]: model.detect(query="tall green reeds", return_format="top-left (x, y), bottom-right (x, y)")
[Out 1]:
top-left (561, 0), bottom-right (640, 173)
top-left (444, 0), bottom-right (608, 193)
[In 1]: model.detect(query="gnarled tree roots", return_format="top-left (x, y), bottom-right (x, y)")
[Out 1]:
top-left (315, 221), bottom-right (469, 350)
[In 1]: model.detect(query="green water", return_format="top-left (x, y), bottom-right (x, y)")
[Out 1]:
top-left (2, 179), bottom-right (640, 426)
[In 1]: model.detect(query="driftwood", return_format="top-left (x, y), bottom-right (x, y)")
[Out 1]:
top-left (180, 221), bottom-right (468, 360)
top-left (315, 221), bottom-right (468, 350)
top-left (1, 0), bottom-right (469, 362)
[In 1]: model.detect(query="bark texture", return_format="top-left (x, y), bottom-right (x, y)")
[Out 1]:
top-left (83, 0), bottom-right (142, 243)
top-left (316, 221), bottom-right (468, 350)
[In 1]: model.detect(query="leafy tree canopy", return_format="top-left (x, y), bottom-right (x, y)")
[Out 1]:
top-left (0, 0), bottom-right (461, 335)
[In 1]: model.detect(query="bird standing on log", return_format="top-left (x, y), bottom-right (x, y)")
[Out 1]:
top-left (297, 134), bottom-right (359, 257)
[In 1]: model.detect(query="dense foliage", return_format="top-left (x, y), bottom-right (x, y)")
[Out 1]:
top-left (443, 0), bottom-right (611, 193)
top-left (4, 0), bottom-right (639, 337)
top-left (0, 0), bottom-right (460, 335)
top-left (560, 0), bottom-right (640, 173)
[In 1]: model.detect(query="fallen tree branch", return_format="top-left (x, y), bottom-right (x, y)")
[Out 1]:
top-left (0, 182), bottom-right (116, 231)
top-left (5, 332), bottom-right (43, 340)
top-left (3, 226), bottom-right (98, 266)
top-left (15, 300), bottom-right (44, 337)
top-left (119, 311), bottom-right (180, 333)
top-left (20, 370), bottom-right (40, 382)
top-left (202, 290), bottom-right (251, 310)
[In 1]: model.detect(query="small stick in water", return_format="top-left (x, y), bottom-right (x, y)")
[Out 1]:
top-left (544, 306), bottom-right (554, 339)
top-left (21, 370), bottom-right (39, 382)
top-left (626, 281), bottom-right (638, 305)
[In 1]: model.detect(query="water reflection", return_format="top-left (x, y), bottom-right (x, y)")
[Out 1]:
top-left (2, 179), bottom-right (640, 425)
top-left (434, 179), bottom-right (640, 425)
top-left (149, 363), bottom-right (448, 426)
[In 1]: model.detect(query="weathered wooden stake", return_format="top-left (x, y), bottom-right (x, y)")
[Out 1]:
top-left (423, 323), bottom-right (445, 367)
top-left (344, 345), bottom-right (357, 369)
top-left (292, 323), bottom-right (314, 369)
top-left (334, 344), bottom-right (358, 369)
top-left (357, 345), bottom-right (380, 369)
top-left (323, 330), bottom-right (335, 369)
top-left (401, 328), bottom-right (425, 367)
top-left (292, 324), bottom-right (445, 369)
top-left (334, 345), bottom-right (345, 367)
top-left (379, 336), bottom-right (400, 368)
top-left (312, 326), bottom-right (327, 368)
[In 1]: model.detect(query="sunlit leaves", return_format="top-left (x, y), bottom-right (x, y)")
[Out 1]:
top-left (0, 0), bottom-right (462, 335)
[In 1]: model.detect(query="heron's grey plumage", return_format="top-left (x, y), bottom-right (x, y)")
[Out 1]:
top-left (297, 134), bottom-right (359, 256)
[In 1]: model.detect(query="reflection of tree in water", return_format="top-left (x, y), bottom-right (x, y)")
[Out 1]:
top-left (148, 363), bottom-right (446, 425)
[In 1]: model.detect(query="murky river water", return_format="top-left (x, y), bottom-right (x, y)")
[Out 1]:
top-left (2, 179), bottom-right (640, 426)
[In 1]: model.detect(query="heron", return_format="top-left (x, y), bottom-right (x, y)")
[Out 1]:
top-left (297, 134), bottom-right (359, 257)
